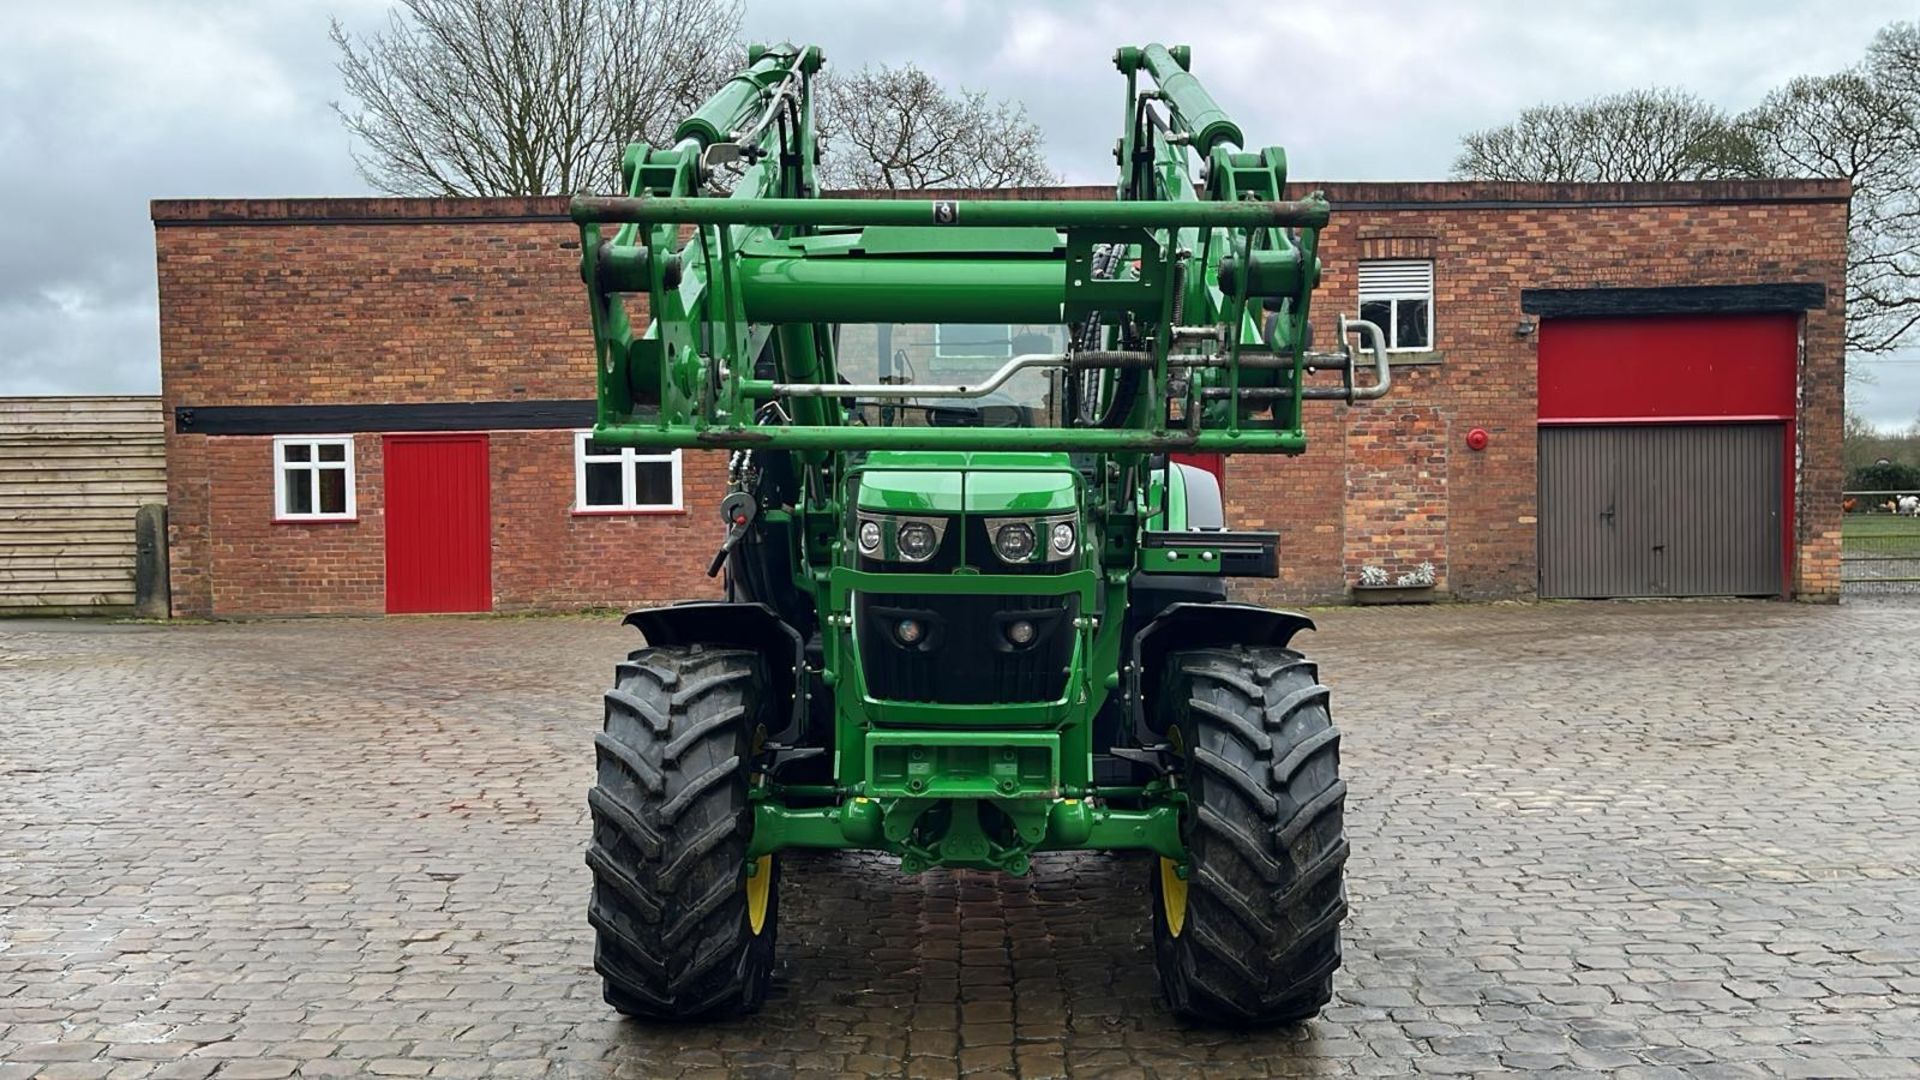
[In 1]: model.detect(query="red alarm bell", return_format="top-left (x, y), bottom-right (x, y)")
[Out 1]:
top-left (1466, 428), bottom-right (1489, 451)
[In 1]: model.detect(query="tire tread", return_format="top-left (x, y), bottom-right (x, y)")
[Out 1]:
top-left (586, 646), bottom-right (776, 1020)
top-left (1152, 645), bottom-right (1350, 1025)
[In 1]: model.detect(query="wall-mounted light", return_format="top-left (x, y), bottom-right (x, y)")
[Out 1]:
top-left (1515, 319), bottom-right (1537, 338)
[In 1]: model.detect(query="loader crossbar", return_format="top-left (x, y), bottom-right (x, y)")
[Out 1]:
top-left (572, 195), bottom-right (1332, 229)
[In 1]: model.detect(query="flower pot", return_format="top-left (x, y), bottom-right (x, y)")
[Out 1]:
top-left (1350, 583), bottom-right (1436, 605)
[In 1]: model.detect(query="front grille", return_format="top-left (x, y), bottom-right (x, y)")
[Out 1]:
top-left (856, 593), bottom-right (1077, 705)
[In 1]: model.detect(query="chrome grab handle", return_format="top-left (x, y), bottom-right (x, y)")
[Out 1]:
top-left (1338, 314), bottom-right (1392, 402)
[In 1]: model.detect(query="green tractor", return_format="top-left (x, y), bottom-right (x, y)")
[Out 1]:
top-left (574, 42), bottom-right (1391, 1024)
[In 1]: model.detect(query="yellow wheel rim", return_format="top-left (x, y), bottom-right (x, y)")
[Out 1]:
top-left (1161, 722), bottom-right (1190, 937)
top-left (1159, 857), bottom-right (1188, 937)
top-left (744, 723), bottom-right (772, 936)
top-left (746, 855), bottom-right (772, 935)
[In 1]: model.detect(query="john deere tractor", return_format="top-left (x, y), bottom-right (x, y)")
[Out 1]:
top-left (574, 42), bottom-right (1391, 1024)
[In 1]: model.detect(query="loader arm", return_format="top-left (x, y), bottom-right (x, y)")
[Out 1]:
top-left (574, 42), bottom-right (1387, 457)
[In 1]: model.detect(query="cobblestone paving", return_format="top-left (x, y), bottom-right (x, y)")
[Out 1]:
top-left (3, 600), bottom-right (1919, 1078)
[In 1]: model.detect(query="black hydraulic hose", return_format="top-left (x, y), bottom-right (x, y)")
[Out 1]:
top-left (1094, 254), bottom-right (1183, 429)
top-left (780, 96), bottom-right (805, 191)
top-left (1170, 252), bottom-right (1187, 324)
top-left (1069, 350), bottom-right (1156, 369)
top-left (1072, 243), bottom-right (1130, 426)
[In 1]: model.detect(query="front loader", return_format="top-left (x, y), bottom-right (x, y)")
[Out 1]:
top-left (574, 42), bottom-right (1392, 1024)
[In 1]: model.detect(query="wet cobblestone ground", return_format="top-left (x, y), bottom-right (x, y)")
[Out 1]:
top-left (3, 600), bottom-right (1919, 1078)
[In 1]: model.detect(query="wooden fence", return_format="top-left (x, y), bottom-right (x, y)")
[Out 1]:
top-left (0, 396), bottom-right (166, 615)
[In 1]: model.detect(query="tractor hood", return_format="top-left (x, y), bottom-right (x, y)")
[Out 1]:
top-left (856, 451), bottom-right (1077, 514)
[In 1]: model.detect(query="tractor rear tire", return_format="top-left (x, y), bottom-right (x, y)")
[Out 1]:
top-left (1151, 645), bottom-right (1349, 1025)
top-left (585, 645), bottom-right (778, 1020)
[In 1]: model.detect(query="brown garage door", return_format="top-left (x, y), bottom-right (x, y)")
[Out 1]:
top-left (1539, 423), bottom-right (1784, 599)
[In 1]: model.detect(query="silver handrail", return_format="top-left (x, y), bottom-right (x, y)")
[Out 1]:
top-left (774, 353), bottom-right (1063, 399)
top-left (770, 321), bottom-right (1392, 405)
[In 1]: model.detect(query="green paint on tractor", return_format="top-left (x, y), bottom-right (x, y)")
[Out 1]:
top-left (577, 40), bottom-right (1393, 1026)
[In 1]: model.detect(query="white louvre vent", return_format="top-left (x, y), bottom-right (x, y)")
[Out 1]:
top-left (1356, 260), bottom-right (1436, 352)
top-left (1357, 260), bottom-right (1433, 298)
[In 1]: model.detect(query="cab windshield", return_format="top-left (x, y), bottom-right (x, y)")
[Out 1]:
top-left (836, 322), bottom-right (1067, 428)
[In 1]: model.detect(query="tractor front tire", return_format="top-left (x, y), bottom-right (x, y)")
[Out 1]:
top-left (585, 645), bottom-right (778, 1020)
top-left (1152, 646), bottom-right (1349, 1024)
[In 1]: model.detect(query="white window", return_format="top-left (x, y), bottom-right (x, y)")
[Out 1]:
top-left (273, 436), bottom-right (355, 521)
top-left (574, 431), bottom-right (682, 513)
top-left (1357, 260), bottom-right (1434, 352)
top-left (933, 324), bottom-right (1012, 359)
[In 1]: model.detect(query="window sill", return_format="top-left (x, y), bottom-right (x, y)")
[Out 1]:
top-left (273, 516), bottom-right (359, 525)
top-left (571, 507), bottom-right (688, 518)
top-left (1383, 350), bottom-right (1443, 366)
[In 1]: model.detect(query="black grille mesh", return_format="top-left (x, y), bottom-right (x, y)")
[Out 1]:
top-left (856, 593), bottom-right (1076, 705)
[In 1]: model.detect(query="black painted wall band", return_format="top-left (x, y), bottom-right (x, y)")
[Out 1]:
top-left (1521, 283), bottom-right (1827, 318)
top-left (174, 399), bottom-right (597, 435)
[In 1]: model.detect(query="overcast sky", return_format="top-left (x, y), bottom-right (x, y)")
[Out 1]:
top-left (3, 0), bottom-right (1916, 427)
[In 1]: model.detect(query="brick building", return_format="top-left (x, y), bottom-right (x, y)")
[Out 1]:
top-left (152, 180), bottom-right (1848, 617)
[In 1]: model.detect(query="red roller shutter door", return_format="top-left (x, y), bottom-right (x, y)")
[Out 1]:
top-left (1537, 314), bottom-right (1796, 599)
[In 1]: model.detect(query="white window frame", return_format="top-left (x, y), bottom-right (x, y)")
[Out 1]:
top-left (933, 324), bottom-right (1013, 360)
top-left (272, 435), bottom-right (356, 522)
top-left (573, 431), bottom-right (683, 514)
top-left (1356, 259), bottom-right (1435, 353)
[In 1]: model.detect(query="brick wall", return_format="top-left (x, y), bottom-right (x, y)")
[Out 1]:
top-left (153, 183), bottom-right (1850, 615)
top-left (199, 435), bottom-right (388, 615)
top-left (488, 434), bottom-right (727, 612)
top-left (154, 199), bottom-right (590, 407)
top-left (1344, 404), bottom-right (1448, 589)
top-left (156, 197), bottom-right (725, 616)
top-left (1228, 401), bottom-right (1347, 603)
top-left (1255, 181), bottom-right (1850, 603)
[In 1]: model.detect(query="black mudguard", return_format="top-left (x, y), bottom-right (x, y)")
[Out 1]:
top-left (623, 601), bottom-right (808, 741)
top-left (1129, 601), bottom-right (1315, 736)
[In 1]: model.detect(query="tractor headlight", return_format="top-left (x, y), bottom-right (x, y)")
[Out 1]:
top-left (897, 522), bottom-right (937, 560)
top-left (984, 514), bottom-right (1079, 565)
top-left (853, 513), bottom-right (947, 564)
top-left (993, 522), bottom-right (1036, 562)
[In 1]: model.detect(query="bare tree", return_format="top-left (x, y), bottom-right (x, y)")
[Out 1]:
top-left (817, 64), bottom-right (1058, 191)
top-left (1745, 23), bottom-right (1920, 355)
top-left (331, 0), bottom-right (743, 196)
top-left (1453, 88), bottom-right (1765, 182)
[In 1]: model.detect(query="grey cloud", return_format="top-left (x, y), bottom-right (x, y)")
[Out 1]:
top-left (754, 0), bottom-right (1903, 183)
top-left (0, 0), bottom-right (380, 397)
top-left (1854, 357), bottom-right (1920, 429)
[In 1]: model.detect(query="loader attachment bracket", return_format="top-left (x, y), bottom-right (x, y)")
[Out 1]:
top-left (1139, 529), bottom-right (1278, 577)
top-left (865, 731), bottom-right (1060, 800)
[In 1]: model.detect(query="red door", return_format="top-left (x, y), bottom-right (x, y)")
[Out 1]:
top-left (384, 434), bottom-right (492, 614)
